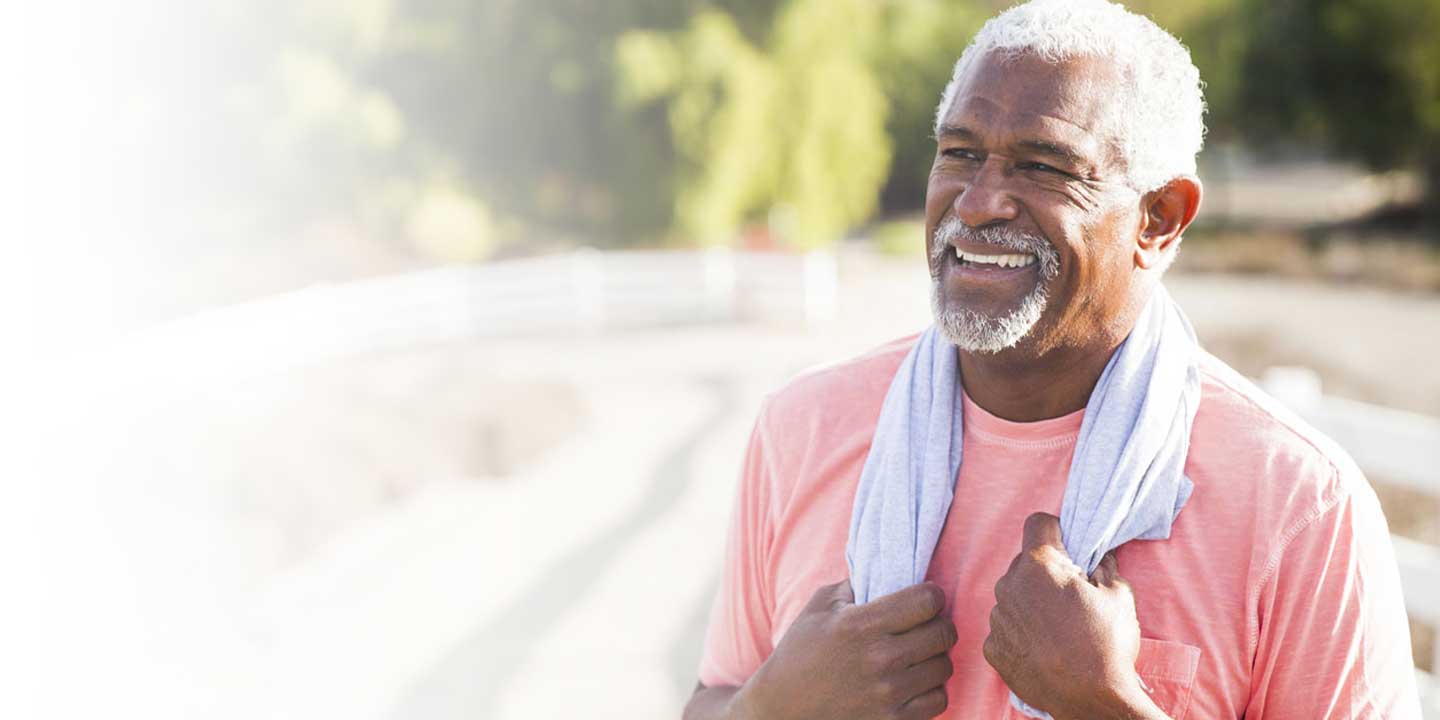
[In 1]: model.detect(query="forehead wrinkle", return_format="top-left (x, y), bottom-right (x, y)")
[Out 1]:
top-left (981, 52), bottom-right (1130, 174)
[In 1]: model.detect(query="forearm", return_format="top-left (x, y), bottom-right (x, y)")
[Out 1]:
top-left (682, 682), bottom-right (753, 720)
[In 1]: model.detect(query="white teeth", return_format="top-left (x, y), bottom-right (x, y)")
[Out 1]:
top-left (955, 249), bottom-right (1037, 268)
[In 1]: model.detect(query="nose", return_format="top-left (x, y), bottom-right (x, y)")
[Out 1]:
top-left (952, 159), bottom-right (1019, 228)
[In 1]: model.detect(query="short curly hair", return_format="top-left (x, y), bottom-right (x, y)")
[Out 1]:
top-left (935, 0), bottom-right (1207, 193)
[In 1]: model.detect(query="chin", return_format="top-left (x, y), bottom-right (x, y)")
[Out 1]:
top-left (930, 281), bottom-right (1048, 355)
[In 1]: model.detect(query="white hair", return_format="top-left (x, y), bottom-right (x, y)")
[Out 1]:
top-left (935, 0), bottom-right (1206, 193)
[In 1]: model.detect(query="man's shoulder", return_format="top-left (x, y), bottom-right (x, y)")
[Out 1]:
top-left (1189, 350), bottom-right (1366, 514)
top-left (751, 333), bottom-right (919, 487)
top-left (761, 332), bottom-right (919, 429)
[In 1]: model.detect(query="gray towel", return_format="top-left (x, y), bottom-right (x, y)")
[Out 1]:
top-left (845, 285), bottom-right (1201, 718)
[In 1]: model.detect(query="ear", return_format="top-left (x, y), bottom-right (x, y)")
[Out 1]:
top-left (1135, 175), bottom-right (1202, 270)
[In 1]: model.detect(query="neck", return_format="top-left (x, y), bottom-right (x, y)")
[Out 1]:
top-left (959, 339), bottom-right (1121, 422)
top-left (958, 284), bottom-right (1152, 422)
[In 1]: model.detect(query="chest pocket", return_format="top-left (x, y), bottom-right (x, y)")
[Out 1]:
top-left (1134, 638), bottom-right (1202, 718)
top-left (1002, 638), bottom-right (1202, 720)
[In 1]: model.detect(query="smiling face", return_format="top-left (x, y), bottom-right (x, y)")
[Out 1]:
top-left (926, 50), bottom-right (1146, 357)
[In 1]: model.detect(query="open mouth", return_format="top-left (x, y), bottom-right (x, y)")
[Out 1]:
top-left (952, 246), bottom-right (1038, 270)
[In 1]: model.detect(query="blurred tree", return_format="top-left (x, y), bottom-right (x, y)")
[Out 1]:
top-left (1124, 0), bottom-right (1246, 140)
top-left (871, 1), bottom-right (986, 213)
top-left (617, 0), bottom-right (892, 248)
top-left (1237, 0), bottom-right (1440, 219)
top-left (370, 0), bottom-right (695, 247)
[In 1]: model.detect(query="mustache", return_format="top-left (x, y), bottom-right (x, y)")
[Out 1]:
top-left (930, 218), bottom-right (1060, 279)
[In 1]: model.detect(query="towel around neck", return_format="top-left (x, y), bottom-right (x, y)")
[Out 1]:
top-left (845, 284), bottom-right (1201, 718)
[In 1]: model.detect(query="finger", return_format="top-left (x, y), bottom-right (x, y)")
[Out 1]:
top-left (894, 614), bottom-right (958, 665)
top-left (894, 653), bottom-right (954, 707)
top-left (1090, 551), bottom-right (1120, 587)
top-left (860, 581), bottom-right (946, 633)
top-left (1021, 512), bottom-right (1064, 553)
top-left (803, 578), bottom-right (854, 613)
top-left (899, 685), bottom-right (948, 719)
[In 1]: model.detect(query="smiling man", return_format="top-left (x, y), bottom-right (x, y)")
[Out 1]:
top-left (684, 1), bottom-right (1421, 719)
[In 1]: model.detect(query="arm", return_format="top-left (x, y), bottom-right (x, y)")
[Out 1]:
top-left (689, 404), bottom-right (956, 720)
top-left (1246, 477), bottom-right (1422, 718)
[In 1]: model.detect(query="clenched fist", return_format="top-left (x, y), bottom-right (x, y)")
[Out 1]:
top-left (736, 579), bottom-right (958, 720)
top-left (983, 513), bottom-right (1169, 720)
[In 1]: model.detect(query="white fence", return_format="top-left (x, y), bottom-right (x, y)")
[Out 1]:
top-left (103, 248), bottom-right (837, 391)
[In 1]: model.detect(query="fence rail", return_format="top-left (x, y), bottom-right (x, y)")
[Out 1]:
top-left (105, 248), bottom-right (837, 390)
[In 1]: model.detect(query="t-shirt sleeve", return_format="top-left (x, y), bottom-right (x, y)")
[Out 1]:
top-left (1247, 467), bottom-right (1423, 718)
top-left (696, 404), bottom-right (777, 688)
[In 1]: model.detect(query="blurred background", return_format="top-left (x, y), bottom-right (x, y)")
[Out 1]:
top-left (2, 0), bottom-right (1438, 717)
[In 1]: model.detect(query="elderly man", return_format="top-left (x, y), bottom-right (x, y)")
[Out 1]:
top-left (684, 1), bottom-right (1421, 719)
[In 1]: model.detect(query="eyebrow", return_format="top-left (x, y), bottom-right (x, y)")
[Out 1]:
top-left (1016, 139), bottom-right (1090, 171)
top-left (935, 123), bottom-right (976, 141)
top-left (936, 123), bottom-right (1094, 173)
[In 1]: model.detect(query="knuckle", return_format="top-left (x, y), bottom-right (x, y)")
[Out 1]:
top-left (834, 604), bottom-right (865, 632)
top-left (864, 644), bottom-right (898, 674)
top-left (920, 686), bottom-right (948, 714)
top-left (940, 619), bottom-right (958, 649)
top-left (924, 583), bottom-right (946, 612)
top-left (923, 653), bottom-right (954, 685)
top-left (872, 677), bottom-right (899, 703)
top-left (1026, 545), bottom-right (1055, 565)
top-left (826, 611), bottom-right (859, 643)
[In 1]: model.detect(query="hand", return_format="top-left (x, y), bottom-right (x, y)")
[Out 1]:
top-left (735, 579), bottom-right (958, 720)
top-left (983, 513), bottom-right (1166, 720)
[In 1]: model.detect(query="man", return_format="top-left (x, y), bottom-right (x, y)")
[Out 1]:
top-left (684, 1), bottom-right (1422, 718)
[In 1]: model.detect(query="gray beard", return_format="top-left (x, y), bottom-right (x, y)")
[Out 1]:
top-left (930, 277), bottom-right (1050, 354)
top-left (928, 218), bottom-right (1059, 354)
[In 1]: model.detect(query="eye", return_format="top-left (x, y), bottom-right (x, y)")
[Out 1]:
top-left (941, 147), bottom-right (982, 162)
top-left (1018, 161), bottom-right (1069, 177)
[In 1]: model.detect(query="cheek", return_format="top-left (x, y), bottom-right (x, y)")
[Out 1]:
top-left (923, 175), bottom-right (955, 258)
top-left (925, 172), bottom-right (962, 222)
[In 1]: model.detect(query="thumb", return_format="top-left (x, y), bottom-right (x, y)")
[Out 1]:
top-left (1021, 512), bottom-right (1064, 553)
top-left (805, 578), bottom-right (855, 613)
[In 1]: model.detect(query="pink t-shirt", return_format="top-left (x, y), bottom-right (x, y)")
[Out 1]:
top-left (699, 334), bottom-right (1420, 718)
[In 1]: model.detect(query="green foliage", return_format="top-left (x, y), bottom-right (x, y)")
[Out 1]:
top-left (618, 0), bottom-right (892, 248)
top-left (188, 0), bottom-right (1440, 256)
top-left (1125, 0), bottom-right (1247, 139)
top-left (368, 0), bottom-right (695, 245)
top-left (1236, 0), bottom-right (1440, 206)
top-left (871, 1), bottom-right (987, 212)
